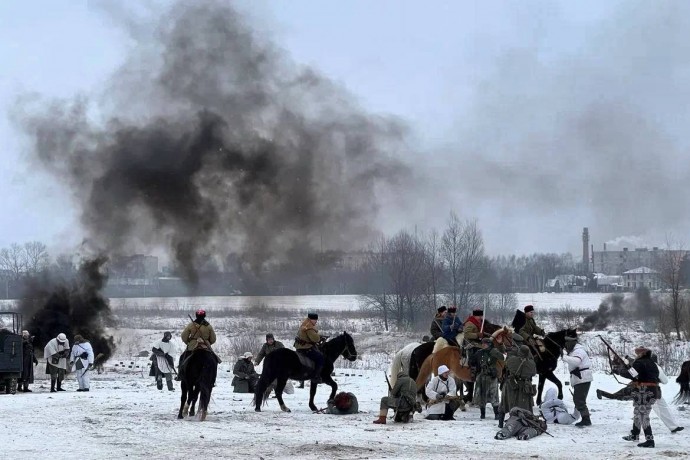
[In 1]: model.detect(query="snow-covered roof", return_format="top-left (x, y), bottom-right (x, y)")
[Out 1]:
top-left (623, 266), bottom-right (658, 274)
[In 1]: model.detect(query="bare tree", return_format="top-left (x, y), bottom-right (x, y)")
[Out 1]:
top-left (387, 230), bottom-right (428, 328)
top-left (24, 241), bottom-right (49, 275)
top-left (441, 211), bottom-right (462, 307)
top-left (425, 229), bottom-right (441, 310)
top-left (456, 220), bottom-right (485, 311)
top-left (0, 243), bottom-right (27, 280)
top-left (655, 237), bottom-right (688, 339)
top-left (359, 236), bottom-right (392, 330)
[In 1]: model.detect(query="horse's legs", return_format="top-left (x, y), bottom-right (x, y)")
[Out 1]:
top-left (537, 374), bottom-right (546, 406)
top-left (464, 381), bottom-right (475, 403)
top-left (323, 373), bottom-right (338, 402)
top-left (275, 377), bottom-right (291, 413)
top-left (189, 384), bottom-right (200, 417)
top-left (309, 379), bottom-right (319, 412)
top-left (543, 370), bottom-right (563, 403)
top-left (178, 382), bottom-right (187, 419)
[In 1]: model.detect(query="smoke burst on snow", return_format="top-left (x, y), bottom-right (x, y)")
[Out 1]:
top-left (579, 289), bottom-right (661, 331)
top-left (580, 293), bottom-right (625, 331)
top-left (20, 257), bottom-right (115, 361)
top-left (14, 0), bottom-right (409, 285)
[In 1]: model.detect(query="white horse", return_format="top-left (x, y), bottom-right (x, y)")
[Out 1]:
top-left (389, 342), bottom-right (421, 387)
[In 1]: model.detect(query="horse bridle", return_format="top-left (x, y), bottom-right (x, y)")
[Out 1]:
top-left (342, 338), bottom-right (358, 360)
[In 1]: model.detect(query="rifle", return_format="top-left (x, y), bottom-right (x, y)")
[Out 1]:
top-left (523, 415), bottom-right (554, 438)
top-left (384, 372), bottom-right (393, 393)
top-left (480, 304), bottom-right (487, 335)
top-left (426, 395), bottom-right (462, 406)
top-left (598, 335), bottom-right (634, 382)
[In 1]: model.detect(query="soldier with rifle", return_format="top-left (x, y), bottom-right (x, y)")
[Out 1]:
top-left (177, 309), bottom-right (218, 380)
top-left (373, 370), bottom-right (417, 424)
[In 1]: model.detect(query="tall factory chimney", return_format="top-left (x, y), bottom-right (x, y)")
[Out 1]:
top-left (582, 227), bottom-right (590, 272)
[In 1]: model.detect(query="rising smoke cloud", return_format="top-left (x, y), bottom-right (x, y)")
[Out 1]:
top-left (445, 1), bottom-right (690, 251)
top-left (14, 0), bottom-right (410, 284)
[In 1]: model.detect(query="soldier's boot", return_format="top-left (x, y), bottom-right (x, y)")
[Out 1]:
top-left (575, 409), bottom-right (591, 427)
top-left (480, 407), bottom-right (486, 419)
top-left (167, 379), bottom-right (174, 391)
top-left (23, 383), bottom-right (31, 392)
top-left (157, 381), bottom-right (163, 390)
top-left (56, 380), bottom-right (66, 391)
top-left (298, 381), bottom-right (305, 388)
top-left (638, 434), bottom-right (654, 448)
top-left (493, 405), bottom-right (500, 420)
top-left (373, 410), bottom-right (387, 424)
top-left (623, 424), bottom-right (640, 441)
top-left (498, 412), bottom-right (505, 428)
top-left (596, 389), bottom-right (616, 400)
top-left (50, 378), bottom-right (56, 393)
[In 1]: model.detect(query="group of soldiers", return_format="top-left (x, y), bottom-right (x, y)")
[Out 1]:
top-left (18, 331), bottom-right (95, 393)
top-left (374, 304), bottom-right (595, 440)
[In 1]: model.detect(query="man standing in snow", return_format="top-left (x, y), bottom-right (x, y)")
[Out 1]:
top-left (151, 331), bottom-right (175, 391)
top-left (44, 333), bottom-right (70, 392)
top-left (255, 333), bottom-right (284, 366)
top-left (70, 334), bottom-right (94, 392)
top-left (499, 345), bottom-right (537, 428)
top-left (561, 336), bottom-right (593, 427)
top-left (470, 337), bottom-right (505, 420)
top-left (620, 346), bottom-right (659, 448)
top-left (18, 331), bottom-right (38, 392)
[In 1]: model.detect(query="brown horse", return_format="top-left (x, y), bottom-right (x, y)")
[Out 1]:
top-left (415, 326), bottom-right (513, 389)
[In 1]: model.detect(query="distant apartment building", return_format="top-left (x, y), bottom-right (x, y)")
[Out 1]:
top-left (591, 247), bottom-right (690, 276)
top-left (622, 267), bottom-right (660, 290)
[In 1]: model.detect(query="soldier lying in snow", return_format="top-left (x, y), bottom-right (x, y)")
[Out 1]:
top-left (495, 407), bottom-right (548, 440)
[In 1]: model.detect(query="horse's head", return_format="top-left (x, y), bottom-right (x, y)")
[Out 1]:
top-left (341, 331), bottom-right (358, 362)
top-left (491, 326), bottom-right (514, 348)
top-left (546, 328), bottom-right (578, 349)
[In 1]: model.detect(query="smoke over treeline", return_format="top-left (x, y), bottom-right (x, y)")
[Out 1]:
top-left (14, 0), bottom-right (409, 285)
top-left (579, 289), bottom-right (661, 331)
top-left (20, 257), bottom-right (115, 361)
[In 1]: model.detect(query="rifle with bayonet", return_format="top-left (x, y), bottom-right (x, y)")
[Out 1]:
top-left (598, 335), bottom-right (635, 381)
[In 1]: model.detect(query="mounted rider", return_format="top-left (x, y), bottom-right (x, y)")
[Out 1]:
top-left (178, 309), bottom-right (218, 379)
top-left (517, 305), bottom-right (546, 353)
top-left (441, 306), bottom-right (463, 346)
top-left (294, 313), bottom-right (325, 381)
top-left (429, 306), bottom-right (447, 340)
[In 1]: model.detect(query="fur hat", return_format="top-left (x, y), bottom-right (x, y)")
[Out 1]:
top-left (447, 306), bottom-right (457, 312)
top-left (437, 306), bottom-right (447, 313)
top-left (195, 309), bottom-right (206, 318)
top-left (73, 334), bottom-right (84, 344)
top-left (243, 352), bottom-right (253, 359)
top-left (518, 345), bottom-right (531, 358)
top-left (472, 309), bottom-right (484, 317)
top-left (635, 346), bottom-right (651, 356)
top-left (524, 305), bottom-right (535, 313)
top-left (57, 333), bottom-right (67, 342)
top-left (308, 312), bottom-right (318, 320)
top-left (266, 333), bottom-right (274, 340)
top-left (333, 392), bottom-right (354, 411)
top-left (437, 364), bottom-right (450, 375)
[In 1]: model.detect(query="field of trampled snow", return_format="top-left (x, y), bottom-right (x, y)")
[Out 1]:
top-left (2, 364), bottom-right (689, 460)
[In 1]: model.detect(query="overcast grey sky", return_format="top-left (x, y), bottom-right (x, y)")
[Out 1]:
top-left (2, 0), bottom-right (689, 258)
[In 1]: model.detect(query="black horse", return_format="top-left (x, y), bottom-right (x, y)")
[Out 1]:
top-left (177, 349), bottom-right (218, 421)
top-left (674, 360), bottom-right (690, 404)
top-left (533, 328), bottom-right (578, 405)
top-left (254, 332), bottom-right (357, 413)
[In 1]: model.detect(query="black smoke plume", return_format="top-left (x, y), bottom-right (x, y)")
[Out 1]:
top-left (580, 293), bottom-right (625, 331)
top-left (14, 0), bottom-right (409, 286)
top-left (20, 257), bottom-right (115, 362)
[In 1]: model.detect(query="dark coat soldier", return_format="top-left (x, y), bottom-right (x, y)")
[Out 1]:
top-left (18, 331), bottom-right (38, 392)
top-left (498, 345), bottom-right (537, 428)
top-left (373, 371), bottom-right (418, 424)
top-left (621, 346), bottom-right (660, 448)
top-left (232, 352), bottom-right (260, 393)
top-left (519, 305), bottom-right (545, 343)
top-left (255, 333), bottom-right (284, 366)
top-left (470, 337), bottom-right (506, 420)
top-left (430, 306), bottom-right (447, 340)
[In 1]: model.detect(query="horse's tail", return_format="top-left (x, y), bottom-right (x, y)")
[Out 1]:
top-left (673, 360), bottom-right (690, 404)
top-left (415, 354), bottom-right (433, 390)
top-left (389, 350), bottom-right (403, 388)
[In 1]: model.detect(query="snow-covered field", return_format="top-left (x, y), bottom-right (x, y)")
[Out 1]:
top-left (0, 292), bottom-right (609, 313)
top-left (2, 365), bottom-right (689, 459)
